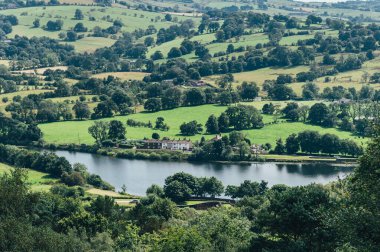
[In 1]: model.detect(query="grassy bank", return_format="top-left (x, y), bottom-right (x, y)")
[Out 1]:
top-left (0, 163), bottom-right (58, 192)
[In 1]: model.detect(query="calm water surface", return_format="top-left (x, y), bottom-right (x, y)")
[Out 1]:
top-left (55, 150), bottom-right (354, 196)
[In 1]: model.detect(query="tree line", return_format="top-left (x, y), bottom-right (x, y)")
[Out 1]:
top-left (0, 144), bottom-right (113, 189)
top-left (274, 130), bottom-right (363, 156)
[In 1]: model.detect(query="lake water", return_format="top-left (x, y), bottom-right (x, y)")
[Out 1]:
top-left (297, 0), bottom-right (348, 2)
top-left (55, 150), bottom-right (354, 196)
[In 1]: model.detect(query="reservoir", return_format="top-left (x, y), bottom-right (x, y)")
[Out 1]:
top-left (56, 150), bottom-right (355, 196)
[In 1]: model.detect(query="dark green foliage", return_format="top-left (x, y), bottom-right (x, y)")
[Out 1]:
top-left (61, 171), bottom-right (85, 186)
top-left (294, 130), bottom-right (362, 156)
top-left (45, 20), bottom-right (63, 31)
top-left (302, 82), bottom-right (320, 100)
top-left (146, 184), bottom-right (164, 197)
top-left (225, 180), bottom-right (267, 199)
top-left (129, 195), bottom-right (177, 232)
top-left (74, 9), bottom-right (84, 20)
top-left (88, 121), bottom-right (110, 145)
top-left (33, 18), bottom-right (40, 28)
top-left (282, 102), bottom-right (299, 121)
top-left (262, 103), bottom-right (275, 115)
top-left (197, 176), bottom-right (224, 198)
top-left (217, 112), bottom-right (230, 132)
top-left (73, 101), bottom-right (90, 120)
top-left (308, 103), bottom-right (330, 125)
top-left (167, 47), bottom-right (182, 58)
top-left (297, 130), bottom-right (322, 154)
top-left (152, 226), bottom-right (210, 252)
top-left (163, 172), bottom-right (224, 201)
top-left (264, 80), bottom-right (296, 100)
top-left (66, 31), bottom-right (78, 41)
top-left (162, 87), bottom-right (182, 109)
top-left (151, 132), bottom-right (160, 140)
top-left (206, 114), bottom-right (219, 134)
top-left (108, 120), bottom-right (126, 141)
top-left (285, 133), bottom-right (299, 154)
top-left (144, 98), bottom-right (162, 112)
top-left (340, 127), bottom-right (380, 250)
top-left (0, 114), bottom-right (42, 145)
top-left (92, 100), bottom-right (117, 119)
top-left (238, 81), bottom-right (260, 101)
top-left (252, 184), bottom-right (335, 251)
top-left (180, 120), bottom-right (202, 136)
top-left (154, 117), bottom-right (169, 131)
top-left (183, 88), bottom-right (206, 106)
top-left (73, 22), bottom-right (87, 32)
top-left (225, 105), bottom-right (263, 130)
top-left (190, 131), bottom-right (252, 161)
top-left (164, 180), bottom-right (192, 203)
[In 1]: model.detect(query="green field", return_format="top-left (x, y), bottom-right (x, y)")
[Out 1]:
top-left (39, 102), bottom-right (366, 146)
top-left (91, 71), bottom-right (148, 81)
top-left (0, 89), bottom-right (53, 114)
top-left (292, 55), bottom-right (380, 94)
top-left (0, 163), bottom-right (58, 192)
top-left (0, 5), bottom-right (200, 52)
top-left (147, 28), bottom-right (336, 62)
top-left (204, 51), bottom-right (380, 96)
top-left (203, 65), bottom-right (310, 94)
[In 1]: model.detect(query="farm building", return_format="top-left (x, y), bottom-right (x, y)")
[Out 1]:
top-left (142, 139), bottom-right (192, 151)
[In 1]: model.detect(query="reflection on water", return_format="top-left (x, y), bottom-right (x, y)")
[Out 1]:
top-left (55, 150), bottom-right (355, 196)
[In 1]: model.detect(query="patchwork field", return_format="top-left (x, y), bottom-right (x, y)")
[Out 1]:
top-left (12, 66), bottom-right (68, 75)
top-left (204, 53), bottom-right (380, 97)
top-left (39, 102), bottom-right (365, 146)
top-left (147, 28), bottom-right (337, 62)
top-left (203, 65), bottom-right (310, 93)
top-left (0, 89), bottom-right (53, 114)
top-left (0, 5), bottom-right (200, 52)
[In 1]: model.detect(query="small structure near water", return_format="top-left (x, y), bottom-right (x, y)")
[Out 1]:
top-left (142, 139), bottom-right (192, 151)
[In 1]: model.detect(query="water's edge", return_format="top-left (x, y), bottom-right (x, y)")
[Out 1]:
top-left (54, 150), bottom-right (355, 196)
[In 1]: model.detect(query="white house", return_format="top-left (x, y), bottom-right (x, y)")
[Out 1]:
top-left (162, 140), bottom-right (192, 151)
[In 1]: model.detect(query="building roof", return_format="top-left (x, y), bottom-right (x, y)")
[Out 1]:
top-left (143, 139), bottom-right (192, 144)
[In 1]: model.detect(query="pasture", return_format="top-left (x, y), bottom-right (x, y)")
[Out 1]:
top-left (0, 163), bottom-right (58, 192)
top-left (0, 89), bottom-right (53, 114)
top-left (292, 55), bottom-right (380, 95)
top-left (204, 51), bottom-right (380, 97)
top-left (203, 65), bottom-right (310, 93)
top-left (91, 71), bottom-right (148, 81)
top-left (39, 102), bottom-right (364, 146)
top-left (0, 5), bottom-right (200, 52)
top-left (12, 66), bottom-right (68, 75)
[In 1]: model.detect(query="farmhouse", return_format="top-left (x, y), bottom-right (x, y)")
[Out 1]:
top-left (142, 139), bottom-right (192, 151)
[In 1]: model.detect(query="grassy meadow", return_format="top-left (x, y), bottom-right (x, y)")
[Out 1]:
top-left (203, 65), bottom-right (310, 94)
top-left (0, 89), bottom-right (53, 114)
top-left (39, 102), bottom-right (366, 147)
top-left (0, 5), bottom-right (200, 52)
top-left (0, 163), bottom-right (58, 192)
top-left (294, 56), bottom-right (380, 93)
top-left (204, 52), bottom-right (380, 97)
top-left (91, 71), bottom-right (148, 81)
top-left (147, 29), bottom-right (333, 61)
